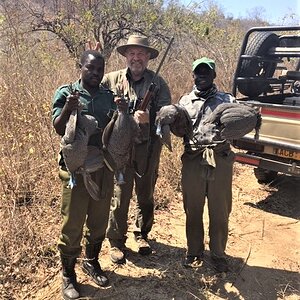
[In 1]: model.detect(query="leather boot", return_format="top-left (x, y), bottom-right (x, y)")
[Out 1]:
top-left (61, 256), bottom-right (80, 300)
top-left (82, 243), bottom-right (109, 287)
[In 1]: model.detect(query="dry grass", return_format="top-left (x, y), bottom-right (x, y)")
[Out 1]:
top-left (0, 42), bottom-right (75, 299)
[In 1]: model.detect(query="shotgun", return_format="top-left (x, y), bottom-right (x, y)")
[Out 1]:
top-left (138, 36), bottom-right (174, 111)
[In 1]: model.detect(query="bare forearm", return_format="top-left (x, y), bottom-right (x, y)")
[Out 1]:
top-left (53, 106), bottom-right (73, 136)
top-left (54, 92), bottom-right (80, 135)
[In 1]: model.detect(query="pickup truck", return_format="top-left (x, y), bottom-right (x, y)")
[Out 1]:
top-left (232, 26), bottom-right (300, 183)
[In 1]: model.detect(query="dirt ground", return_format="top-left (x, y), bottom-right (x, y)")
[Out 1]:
top-left (31, 164), bottom-right (299, 300)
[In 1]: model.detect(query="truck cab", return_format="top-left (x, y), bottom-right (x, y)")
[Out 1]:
top-left (232, 26), bottom-right (300, 183)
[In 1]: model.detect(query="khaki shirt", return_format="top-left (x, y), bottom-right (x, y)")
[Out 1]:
top-left (102, 68), bottom-right (171, 136)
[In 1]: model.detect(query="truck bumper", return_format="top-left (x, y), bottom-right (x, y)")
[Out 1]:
top-left (234, 152), bottom-right (300, 176)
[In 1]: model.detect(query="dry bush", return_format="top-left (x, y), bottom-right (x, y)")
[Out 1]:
top-left (0, 1), bottom-right (277, 298)
top-left (0, 23), bottom-right (244, 300)
top-left (0, 38), bottom-right (79, 298)
top-left (0, 42), bottom-right (192, 297)
top-left (154, 137), bottom-right (184, 209)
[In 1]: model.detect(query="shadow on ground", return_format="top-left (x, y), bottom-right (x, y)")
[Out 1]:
top-left (71, 240), bottom-right (300, 300)
top-left (208, 254), bottom-right (300, 300)
top-left (244, 175), bottom-right (300, 220)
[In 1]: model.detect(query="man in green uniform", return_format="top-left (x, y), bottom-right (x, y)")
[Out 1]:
top-left (178, 57), bottom-right (235, 272)
top-left (102, 35), bottom-right (171, 264)
top-left (52, 50), bottom-right (126, 299)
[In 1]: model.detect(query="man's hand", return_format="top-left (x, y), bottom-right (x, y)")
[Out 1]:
top-left (85, 40), bottom-right (102, 51)
top-left (65, 92), bottom-right (80, 112)
top-left (114, 97), bottom-right (128, 112)
top-left (134, 110), bottom-right (149, 124)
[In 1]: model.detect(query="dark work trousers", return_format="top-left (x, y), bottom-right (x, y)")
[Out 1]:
top-left (181, 149), bottom-right (234, 257)
top-left (106, 137), bottom-right (162, 248)
top-left (57, 166), bottom-right (114, 258)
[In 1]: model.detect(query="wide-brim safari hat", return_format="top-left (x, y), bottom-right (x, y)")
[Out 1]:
top-left (117, 35), bottom-right (159, 59)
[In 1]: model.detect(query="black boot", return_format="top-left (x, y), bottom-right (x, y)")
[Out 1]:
top-left (82, 243), bottom-right (109, 287)
top-left (61, 256), bottom-right (80, 300)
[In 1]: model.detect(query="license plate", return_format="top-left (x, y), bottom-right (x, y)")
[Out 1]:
top-left (273, 148), bottom-right (300, 160)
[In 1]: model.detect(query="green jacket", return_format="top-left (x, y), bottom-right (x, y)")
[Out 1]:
top-left (52, 80), bottom-right (116, 131)
top-left (52, 80), bottom-right (116, 167)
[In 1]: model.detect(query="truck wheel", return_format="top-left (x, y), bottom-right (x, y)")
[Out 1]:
top-left (237, 32), bottom-right (279, 98)
top-left (254, 167), bottom-right (278, 184)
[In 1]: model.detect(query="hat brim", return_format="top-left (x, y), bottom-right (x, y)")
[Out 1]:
top-left (117, 44), bottom-right (159, 59)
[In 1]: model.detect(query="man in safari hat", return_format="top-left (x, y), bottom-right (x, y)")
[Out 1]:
top-left (102, 34), bottom-right (171, 264)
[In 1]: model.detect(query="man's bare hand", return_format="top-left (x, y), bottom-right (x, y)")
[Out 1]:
top-left (65, 92), bottom-right (80, 112)
top-left (115, 97), bottom-right (128, 112)
top-left (134, 110), bottom-right (149, 124)
top-left (85, 40), bottom-right (102, 51)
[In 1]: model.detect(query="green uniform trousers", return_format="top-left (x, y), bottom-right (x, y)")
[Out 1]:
top-left (106, 137), bottom-right (162, 247)
top-left (181, 149), bottom-right (234, 257)
top-left (57, 166), bottom-right (114, 258)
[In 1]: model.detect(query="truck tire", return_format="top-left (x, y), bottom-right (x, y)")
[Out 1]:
top-left (237, 32), bottom-right (279, 98)
top-left (254, 167), bottom-right (278, 184)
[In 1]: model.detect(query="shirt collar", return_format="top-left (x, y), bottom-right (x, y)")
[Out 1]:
top-left (125, 68), bottom-right (146, 83)
top-left (74, 79), bottom-right (102, 95)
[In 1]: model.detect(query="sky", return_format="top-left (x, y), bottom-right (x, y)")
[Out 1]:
top-left (180, 0), bottom-right (300, 25)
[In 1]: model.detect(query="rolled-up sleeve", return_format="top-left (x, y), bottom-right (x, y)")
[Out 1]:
top-left (52, 87), bottom-right (67, 123)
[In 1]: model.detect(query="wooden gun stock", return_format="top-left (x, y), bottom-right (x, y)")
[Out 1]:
top-left (138, 83), bottom-right (156, 111)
